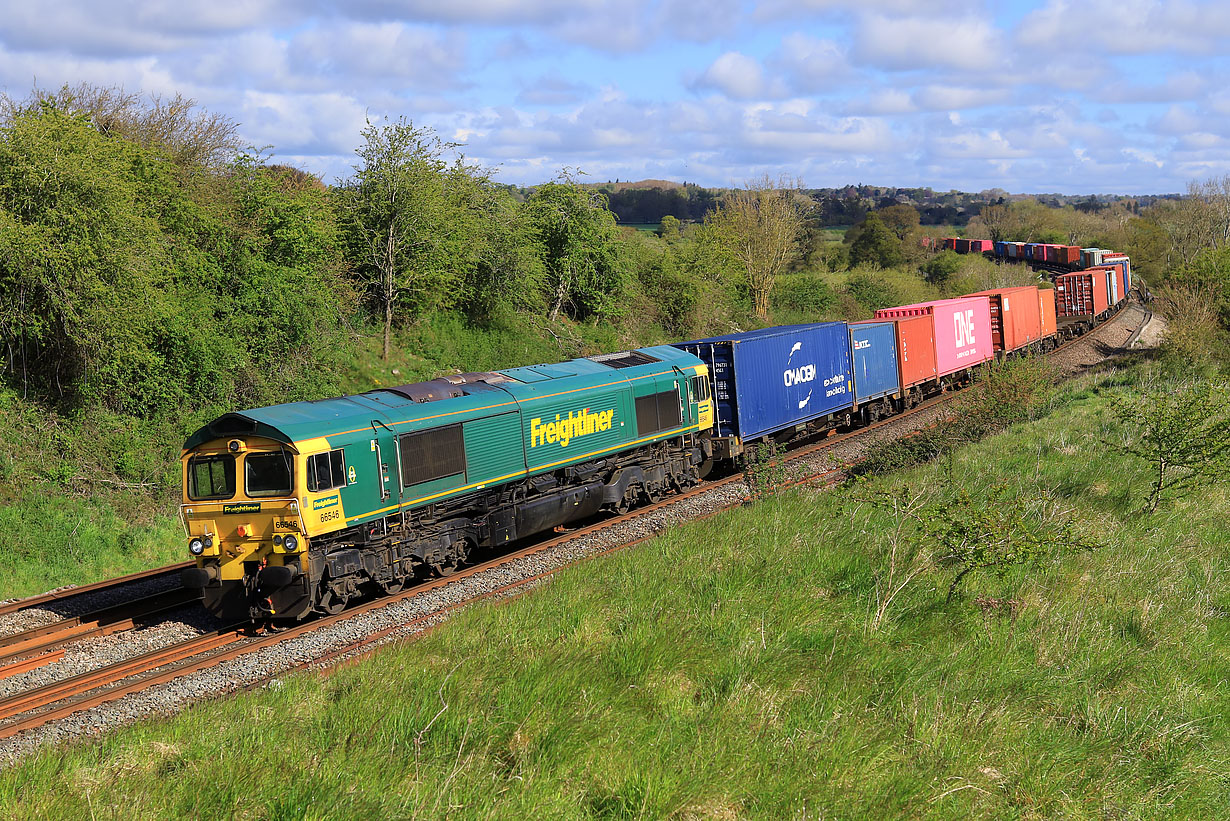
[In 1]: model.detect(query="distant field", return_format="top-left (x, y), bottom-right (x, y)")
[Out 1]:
top-left (3, 359), bottom-right (1225, 818)
top-left (622, 223), bottom-right (661, 232)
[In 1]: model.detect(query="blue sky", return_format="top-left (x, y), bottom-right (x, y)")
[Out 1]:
top-left (1, 0), bottom-right (1227, 194)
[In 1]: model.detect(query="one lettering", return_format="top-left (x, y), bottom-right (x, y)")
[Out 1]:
top-left (954, 309), bottom-right (976, 349)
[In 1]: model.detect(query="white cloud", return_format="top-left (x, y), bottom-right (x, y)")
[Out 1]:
top-left (1017, 0), bottom-right (1230, 55)
top-left (773, 34), bottom-right (849, 93)
top-left (1153, 105), bottom-right (1205, 136)
top-left (290, 23), bottom-right (469, 87)
top-left (852, 13), bottom-right (1003, 72)
top-left (912, 85), bottom-right (1003, 111)
top-left (693, 52), bottom-right (781, 100)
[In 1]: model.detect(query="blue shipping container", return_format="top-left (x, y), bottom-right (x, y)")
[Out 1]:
top-left (674, 323), bottom-right (853, 444)
top-left (849, 323), bottom-right (900, 404)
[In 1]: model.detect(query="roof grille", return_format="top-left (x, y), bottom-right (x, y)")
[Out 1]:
top-left (588, 350), bottom-right (660, 369)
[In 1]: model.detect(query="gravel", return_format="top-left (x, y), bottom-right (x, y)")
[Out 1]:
top-left (0, 571), bottom-right (183, 639)
top-left (0, 304), bottom-right (1157, 767)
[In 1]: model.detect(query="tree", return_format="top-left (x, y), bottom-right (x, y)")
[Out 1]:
top-left (1, 83), bottom-right (240, 169)
top-left (341, 118), bottom-right (480, 360)
top-left (848, 213), bottom-right (903, 268)
top-left (523, 175), bottom-right (627, 322)
top-left (877, 204), bottom-right (921, 242)
top-left (1114, 380), bottom-right (1230, 512)
top-left (704, 175), bottom-right (805, 319)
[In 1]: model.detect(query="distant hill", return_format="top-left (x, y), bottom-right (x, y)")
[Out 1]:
top-left (585, 179), bottom-right (690, 192)
top-left (548, 178), bottom-right (1179, 229)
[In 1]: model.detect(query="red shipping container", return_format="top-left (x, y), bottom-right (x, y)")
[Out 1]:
top-left (1054, 269), bottom-right (1109, 318)
top-left (1059, 246), bottom-right (1082, 265)
top-left (1038, 288), bottom-right (1057, 338)
top-left (875, 296), bottom-right (993, 378)
top-left (855, 314), bottom-right (936, 390)
top-left (965, 286), bottom-right (1043, 354)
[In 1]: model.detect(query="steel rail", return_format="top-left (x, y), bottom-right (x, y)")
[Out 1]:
top-left (0, 562), bottom-right (192, 618)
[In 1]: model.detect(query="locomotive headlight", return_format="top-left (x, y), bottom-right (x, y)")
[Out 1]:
top-left (189, 538), bottom-right (205, 555)
top-left (283, 534), bottom-right (298, 551)
top-left (203, 535), bottom-right (213, 548)
top-left (273, 535), bottom-right (284, 547)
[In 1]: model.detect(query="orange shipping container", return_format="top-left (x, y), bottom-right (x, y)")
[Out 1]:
top-left (964, 286), bottom-right (1044, 354)
top-left (1054, 269), bottom-right (1109, 318)
top-left (1038, 287), bottom-right (1057, 339)
top-left (855, 314), bottom-right (936, 390)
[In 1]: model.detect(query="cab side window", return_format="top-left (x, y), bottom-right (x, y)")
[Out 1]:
top-left (307, 449), bottom-right (347, 492)
top-left (691, 375), bottom-right (711, 402)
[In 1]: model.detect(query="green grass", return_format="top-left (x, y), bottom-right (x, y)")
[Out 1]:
top-left (2, 362), bottom-right (1227, 818)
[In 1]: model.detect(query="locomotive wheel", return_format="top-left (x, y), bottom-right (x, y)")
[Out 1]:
top-left (318, 587), bottom-right (349, 615)
top-left (435, 538), bottom-right (473, 577)
top-left (697, 457), bottom-right (714, 480)
top-left (381, 577), bottom-right (406, 594)
top-left (615, 484), bottom-right (639, 515)
top-left (645, 485), bottom-right (663, 504)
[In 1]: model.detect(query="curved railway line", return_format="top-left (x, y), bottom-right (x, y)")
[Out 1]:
top-left (0, 302), bottom-right (1154, 763)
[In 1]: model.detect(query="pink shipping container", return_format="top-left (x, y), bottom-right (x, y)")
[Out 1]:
top-left (965, 286), bottom-right (1044, 354)
top-left (856, 314), bottom-right (936, 391)
top-left (1054, 269), bottom-right (1109, 318)
top-left (875, 296), bottom-right (993, 378)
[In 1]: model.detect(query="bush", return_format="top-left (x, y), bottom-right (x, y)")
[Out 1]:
top-left (771, 272), bottom-right (835, 315)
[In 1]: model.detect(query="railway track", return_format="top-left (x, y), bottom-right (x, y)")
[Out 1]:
top-left (0, 302), bottom-right (1153, 757)
top-left (0, 587), bottom-right (202, 680)
top-left (0, 562), bottom-right (190, 619)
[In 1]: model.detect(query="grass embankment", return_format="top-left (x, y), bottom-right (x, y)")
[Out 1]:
top-left (3, 361), bottom-right (1227, 817)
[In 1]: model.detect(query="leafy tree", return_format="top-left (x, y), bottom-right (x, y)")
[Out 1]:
top-left (0, 104), bottom-right (187, 411)
top-left (1, 83), bottom-right (240, 169)
top-left (704, 175), bottom-right (805, 319)
top-left (915, 485), bottom-right (1101, 601)
top-left (454, 178), bottom-right (545, 322)
top-left (1113, 380), bottom-right (1230, 512)
top-left (340, 118), bottom-right (485, 359)
top-left (920, 249), bottom-right (961, 286)
top-left (0, 95), bottom-right (349, 418)
top-left (523, 176), bottom-right (627, 322)
top-left (877, 204), bottom-right (921, 242)
top-left (848, 213), bottom-right (903, 268)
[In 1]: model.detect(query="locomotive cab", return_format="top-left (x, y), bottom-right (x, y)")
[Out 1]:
top-left (180, 435), bottom-right (313, 620)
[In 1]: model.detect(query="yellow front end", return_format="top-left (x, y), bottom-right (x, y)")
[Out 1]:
top-left (180, 436), bottom-right (313, 620)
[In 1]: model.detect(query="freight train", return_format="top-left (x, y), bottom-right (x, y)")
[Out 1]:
top-left (181, 245), bottom-right (1134, 621)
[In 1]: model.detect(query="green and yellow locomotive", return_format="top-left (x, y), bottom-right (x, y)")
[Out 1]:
top-left (180, 346), bottom-right (715, 621)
